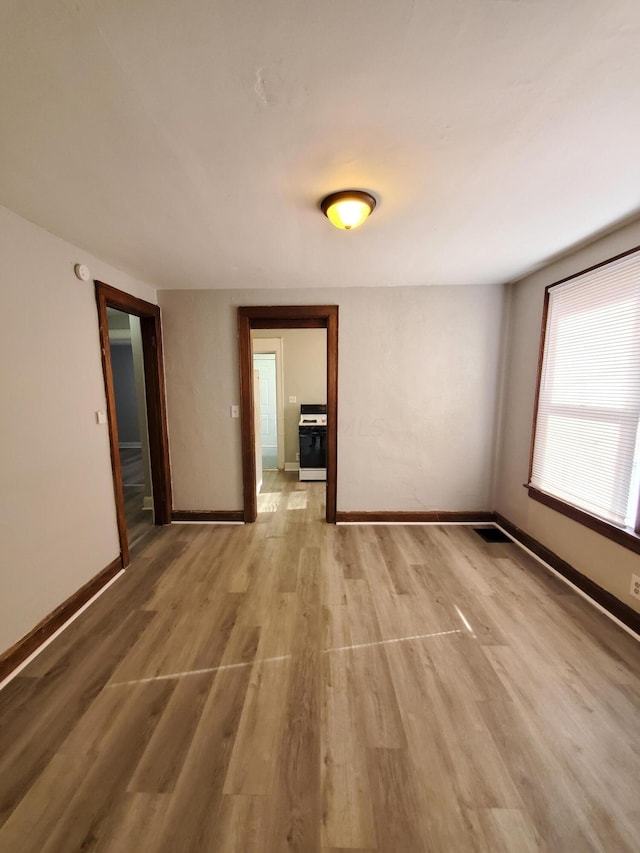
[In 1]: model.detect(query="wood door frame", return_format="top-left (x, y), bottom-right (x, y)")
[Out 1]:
top-left (238, 306), bottom-right (338, 523)
top-left (95, 281), bottom-right (172, 566)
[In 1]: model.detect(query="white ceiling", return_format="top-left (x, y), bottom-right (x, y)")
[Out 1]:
top-left (1, 0), bottom-right (640, 290)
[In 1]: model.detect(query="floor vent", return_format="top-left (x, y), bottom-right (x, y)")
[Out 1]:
top-left (473, 527), bottom-right (511, 543)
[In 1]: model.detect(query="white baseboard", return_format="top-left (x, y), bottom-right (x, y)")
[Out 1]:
top-left (119, 442), bottom-right (142, 449)
top-left (284, 462), bottom-right (300, 472)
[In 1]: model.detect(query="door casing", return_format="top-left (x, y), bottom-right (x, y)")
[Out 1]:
top-left (238, 306), bottom-right (338, 523)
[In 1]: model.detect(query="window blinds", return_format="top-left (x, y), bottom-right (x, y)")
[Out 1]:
top-left (530, 250), bottom-right (640, 528)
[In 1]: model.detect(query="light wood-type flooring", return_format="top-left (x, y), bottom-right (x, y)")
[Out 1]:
top-left (1, 471), bottom-right (639, 852)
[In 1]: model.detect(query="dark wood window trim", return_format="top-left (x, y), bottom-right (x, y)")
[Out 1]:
top-left (95, 281), bottom-right (172, 566)
top-left (238, 305), bottom-right (338, 524)
top-left (527, 485), bottom-right (640, 556)
top-left (527, 243), bottom-right (640, 555)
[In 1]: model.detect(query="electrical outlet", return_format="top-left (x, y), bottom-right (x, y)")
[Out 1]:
top-left (296, 452), bottom-right (300, 461)
top-left (631, 574), bottom-right (640, 601)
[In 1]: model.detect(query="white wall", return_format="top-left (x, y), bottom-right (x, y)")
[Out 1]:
top-left (0, 206), bottom-right (157, 652)
top-left (253, 328), bottom-right (327, 465)
top-left (159, 284), bottom-right (505, 513)
top-left (494, 217), bottom-right (640, 613)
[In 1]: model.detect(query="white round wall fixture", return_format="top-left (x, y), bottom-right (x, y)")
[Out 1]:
top-left (74, 263), bottom-right (91, 281)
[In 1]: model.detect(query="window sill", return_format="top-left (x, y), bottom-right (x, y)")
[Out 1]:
top-left (526, 485), bottom-right (640, 556)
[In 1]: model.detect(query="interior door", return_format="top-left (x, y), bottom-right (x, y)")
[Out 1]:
top-left (253, 353), bottom-right (278, 469)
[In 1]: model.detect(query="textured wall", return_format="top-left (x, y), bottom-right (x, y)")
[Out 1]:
top-left (159, 284), bottom-right (505, 512)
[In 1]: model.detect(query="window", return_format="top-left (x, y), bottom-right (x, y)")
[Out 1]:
top-left (529, 246), bottom-right (640, 551)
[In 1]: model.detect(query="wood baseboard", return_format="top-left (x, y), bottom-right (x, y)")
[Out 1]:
top-left (336, 511), bottom-right (495, 523)
top-left (495, 513), bottom-right (640, 636)
top-left (0, 555), bottom-right (123, 682)
top-left (171, 510), bottom-right (244, 523)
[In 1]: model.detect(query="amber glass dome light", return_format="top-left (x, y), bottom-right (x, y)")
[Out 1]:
top-left (321, 190), bottom-right (377, 230)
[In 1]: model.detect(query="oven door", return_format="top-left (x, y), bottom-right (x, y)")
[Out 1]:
top-left (299, 426), bottom-right (327, 469)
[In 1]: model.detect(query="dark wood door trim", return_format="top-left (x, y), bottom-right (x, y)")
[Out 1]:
top-left (95, 281), bottom-right (172, 566)
top-left (238, 305), bottom-right (338, 523)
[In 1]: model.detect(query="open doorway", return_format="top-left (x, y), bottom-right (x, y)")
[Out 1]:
top-left (95, 281), bottom-right (172, 566)
top-left (253, 353), bottom-right (278, 470)
top-left (107, 309), bottom-right (154, 551)
top-left (238, 306), bottom-right (338, 523)
top-left (252, 329), bottom-right (327, 512)
top-left (252, 336), bottom-right (285, 481)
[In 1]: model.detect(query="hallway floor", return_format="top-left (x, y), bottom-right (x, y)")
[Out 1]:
top-left (0, 473), bottom-right (638, 851)
top-left (120, 447), bottom-right (154, 553)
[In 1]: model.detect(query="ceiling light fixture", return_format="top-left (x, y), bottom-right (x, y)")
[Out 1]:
top-left (321, 190), bottom-right (376, 230)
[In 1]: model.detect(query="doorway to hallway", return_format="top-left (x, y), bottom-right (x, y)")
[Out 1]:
top-left (107, 308), bottom-right (154, 552)
top-left (95, 281), bottom-right (172, 566)
top-left (237, 305), bottom-right (338, 524)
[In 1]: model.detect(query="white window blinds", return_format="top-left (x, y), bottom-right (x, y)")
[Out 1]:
top-left (530, 250), bottom-right (640, 529)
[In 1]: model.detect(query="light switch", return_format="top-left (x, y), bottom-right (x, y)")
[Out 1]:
top-left (96, 410), bottom-right (107, 424)
top-left (231, 405), bottom-right (240, 418)
top-left (289, 396), bottom-right (297, 404)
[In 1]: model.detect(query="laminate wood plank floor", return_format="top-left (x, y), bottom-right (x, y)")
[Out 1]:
top-left (1, 472), bottom-right (639, 851)
top-left (120, 447), bottom-right (154, 554)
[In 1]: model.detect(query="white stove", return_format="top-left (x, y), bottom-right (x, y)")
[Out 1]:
top-left (298, 413), bottom-right (327, 427)
top-left (298, 405), bottom-right (327, 481)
